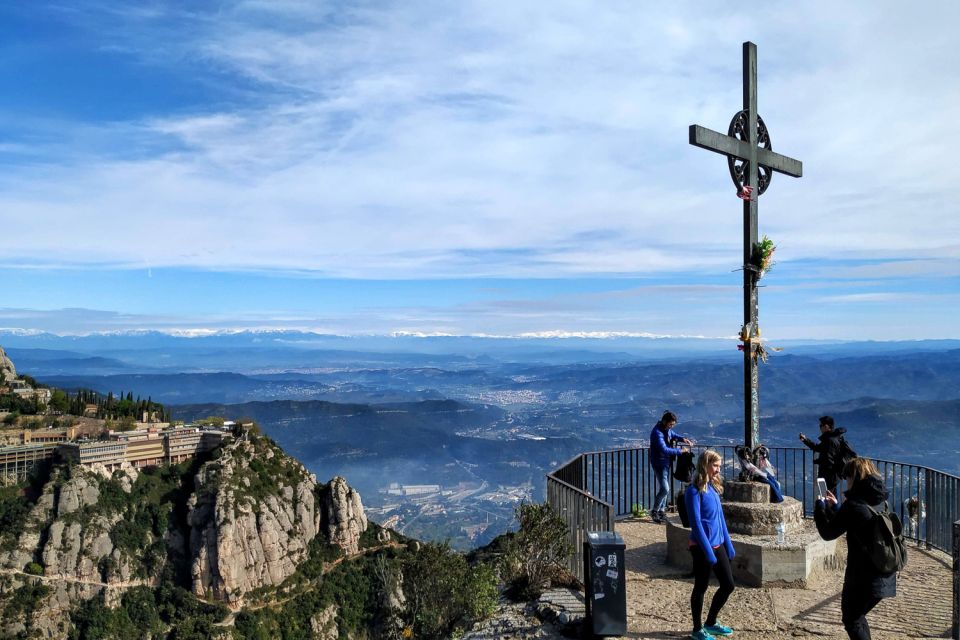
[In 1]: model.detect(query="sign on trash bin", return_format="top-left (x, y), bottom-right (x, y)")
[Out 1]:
top-left (583, 531), bottom-right (627, 636)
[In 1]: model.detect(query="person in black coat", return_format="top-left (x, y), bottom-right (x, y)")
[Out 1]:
top-left (799, 415), bottom-right (851, 497)
top-left (814, 457), bottom-right (897, 640)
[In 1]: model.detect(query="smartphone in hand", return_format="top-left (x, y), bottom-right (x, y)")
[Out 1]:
top-left (816, 478), bottom-right (828, 500)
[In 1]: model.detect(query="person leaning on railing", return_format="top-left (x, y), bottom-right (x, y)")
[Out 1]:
top-left (813, 457), bottom-right (897, 640)
top-left (648, 410), bottom-right (692, 524)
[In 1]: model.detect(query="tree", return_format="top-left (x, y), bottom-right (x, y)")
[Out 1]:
top-left (50, 389), bottom-right (70, 414)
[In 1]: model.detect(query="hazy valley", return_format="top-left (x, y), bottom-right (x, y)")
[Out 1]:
top-left (4, 331), bottom-right (959, 550)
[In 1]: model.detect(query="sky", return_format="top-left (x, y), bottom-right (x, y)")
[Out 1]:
top-left (1, 1), bottom-right (958, 340)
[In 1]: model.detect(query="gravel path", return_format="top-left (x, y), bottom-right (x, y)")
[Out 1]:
top-left (617, 518), bottom-right (952, 639)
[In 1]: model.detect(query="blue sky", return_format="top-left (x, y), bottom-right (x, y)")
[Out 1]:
top-left (1, 2), bottom-right (958, 339)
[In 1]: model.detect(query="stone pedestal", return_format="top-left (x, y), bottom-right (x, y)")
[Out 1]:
top-left (665, 516), bottom-right (844, 587)
top-left (718, 482), bottom-right (803, 536)
top-left (666, 480), bottom-right (842, 586)
top-left (723, 497), bottom-right (803, 536)
top-left (724, 480), bottom-right (773, 504)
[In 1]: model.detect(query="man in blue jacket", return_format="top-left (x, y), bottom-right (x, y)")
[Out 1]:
top-left (649, 410), bottom-right (691, 523)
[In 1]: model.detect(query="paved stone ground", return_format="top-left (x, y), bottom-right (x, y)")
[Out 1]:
top-left (617, 518), bottom-right (953, 639)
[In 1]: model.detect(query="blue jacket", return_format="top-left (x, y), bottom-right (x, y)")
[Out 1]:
top-left (649, 422), bottom-right (685, 470)
top-left (685, 483), bottom-right (735, 565)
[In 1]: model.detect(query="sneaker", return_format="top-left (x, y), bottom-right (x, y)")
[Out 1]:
top-left (690, 629), bottom-right (715, 640)
top-left (704, 623), bottom-right (733, 636)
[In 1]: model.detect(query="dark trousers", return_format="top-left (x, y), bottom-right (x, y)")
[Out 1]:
top-left (823, 471), bottom-right (840, 501)
top-left (841, 586), bottom-right (882, 640)
top-left (690, 544), bottom-right (735, 631)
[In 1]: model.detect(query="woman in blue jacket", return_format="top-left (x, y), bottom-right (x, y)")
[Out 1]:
top-left (685, 449), bottom-right (735, 639)
top-left (649, 410), bottom-right (691, 523)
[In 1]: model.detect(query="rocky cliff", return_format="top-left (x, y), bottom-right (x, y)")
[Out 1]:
top-left (0, 344), bottom-right (15, 382)
top-left (4, 462), bottom-right (142, 581)
top-left (0, 430), bottom-right (372, 637)
top-left (1, 462), bottom-right (147, 638)
top-left (187, 435), bottom-right (366, 605)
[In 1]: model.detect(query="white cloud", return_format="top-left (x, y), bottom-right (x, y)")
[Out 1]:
top-left (0, 1), bottom-right (959, 281)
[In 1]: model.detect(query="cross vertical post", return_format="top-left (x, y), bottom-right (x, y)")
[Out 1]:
top-left (688, 41), bottom-right (803, 450)
top-left (742, 42), bottom-right (760, 449)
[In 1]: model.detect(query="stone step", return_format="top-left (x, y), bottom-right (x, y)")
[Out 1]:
top-left (722, 496), bottom-right (803, 536)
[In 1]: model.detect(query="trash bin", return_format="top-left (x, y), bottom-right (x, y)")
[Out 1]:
top-left (583, 531), bottom-right (627, 636)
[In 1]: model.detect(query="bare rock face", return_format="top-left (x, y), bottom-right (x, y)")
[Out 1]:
top-left (40, 472), bottom-right (126, 581)
top-left (187, 437), bottom-right (325, 606)
top-left (310, 604), bottom-right (339, 640)
top-left (3, 475), bottom-right (59, 571)
top-left (0, 344), bottom-right (15, 382)
top-left (89, 460), bottom-right (139, 491)
top-left (0, 466), bottom-right (137, 638)
top-left (3, 466), bottom-right (132, 584)
top-left (320, 476), bottom-right (367, 555)
top-left (373, 561), bottom-right (406, 639)
top-left (55, 474), bottom-right (101, 517)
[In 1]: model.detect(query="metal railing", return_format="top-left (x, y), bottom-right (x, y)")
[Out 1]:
top-left (545, 453), bottom-right (614, 581)
top-left (547, 445), bottom-right (960, 584)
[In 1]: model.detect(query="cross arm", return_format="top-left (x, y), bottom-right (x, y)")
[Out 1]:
top-left (689, 124), bottom-right (748, 158)
top-left (689, 124), bottom-right (803, 178)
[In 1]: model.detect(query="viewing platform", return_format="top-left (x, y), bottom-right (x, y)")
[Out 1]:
top-left (547, 444), bottom-right (960, 639)
top-left (616, 517), bottom-right (952, 639)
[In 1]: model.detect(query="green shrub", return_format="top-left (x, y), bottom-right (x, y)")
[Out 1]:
top-left (233, 550), bottom-right (392, 639)
top-left (68, 592), bottom-right (135, 640)
top-left (631, 503), bottom-right (648, 518)
top-left (502, 501), bottom-right (572, 600)
top-left (121, 587), bottom-right (162, 638)
top-left (0, 484), bottom-right (31, 544)
top-left (403, 542), bottom-right (498, 640)
top-left (2, 580), bottom-right (51, 626)
top-left (463, 562), bottom-right (498, 621)
top-left (23, 561), bottom-right (44, 575)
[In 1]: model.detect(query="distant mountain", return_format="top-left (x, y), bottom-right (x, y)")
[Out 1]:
top-left (5, 348), bottom-right (141, 375)
top-left (35, 371), bottom-right (448, 404)
top-left (7, 329), bottom-right (958, 371)
top-left (32, 349), bottom-right (960, 408)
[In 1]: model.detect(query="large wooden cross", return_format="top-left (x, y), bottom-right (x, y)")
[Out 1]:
top-left (688, 41), bottom-right (803, 449)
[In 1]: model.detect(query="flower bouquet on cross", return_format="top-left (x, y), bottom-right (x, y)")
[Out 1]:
top-left (751, 235), bottom-right (777, 277)
top-left (737, 323), bottom-right (781, 364)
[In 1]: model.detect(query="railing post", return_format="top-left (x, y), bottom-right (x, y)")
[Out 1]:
top-left (927, 470), bottom-right (935, 550)
top-left (953, 519), bottom-right (960, 640)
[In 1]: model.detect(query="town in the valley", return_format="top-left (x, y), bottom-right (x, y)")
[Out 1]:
top-left (367, 478), bottom-right (535, 549)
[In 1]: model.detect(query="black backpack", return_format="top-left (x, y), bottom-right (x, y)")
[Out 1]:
top-left (838, 436), bottom-right (857, 467)
top-left (673, 451), bottom-right (696, 483)
top-left (856, 501), bottom-right (908, 574)
top-left (677, 487), bottom-right (690, 527)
